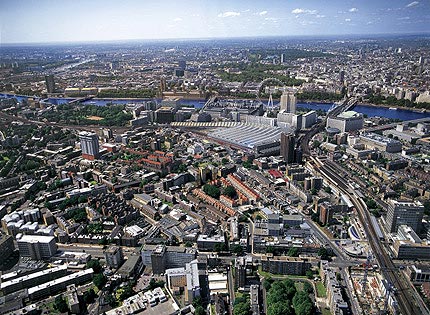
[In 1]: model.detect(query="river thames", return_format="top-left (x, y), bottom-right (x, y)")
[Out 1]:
top-left (1, 94), bottom-right (430, 121)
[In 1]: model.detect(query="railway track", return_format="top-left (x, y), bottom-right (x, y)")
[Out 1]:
top-left (317, 160), bottom-right (422, 315)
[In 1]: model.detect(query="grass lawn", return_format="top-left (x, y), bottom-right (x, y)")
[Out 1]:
top-left (321, 307), bottom-right (331, 315)
top-left (41, 301), bottom-right (61, 315)
top-left (295, 282), bottom-right (304, 291)
top-left (316, 281), bottom-right (327, 298)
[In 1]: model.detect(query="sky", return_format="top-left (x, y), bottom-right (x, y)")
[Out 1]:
top-left (0, 0), bottom-right (429, 43)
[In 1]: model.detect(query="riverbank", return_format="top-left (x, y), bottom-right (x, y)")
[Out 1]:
top-left (358, 101), bottom-right (426, 113)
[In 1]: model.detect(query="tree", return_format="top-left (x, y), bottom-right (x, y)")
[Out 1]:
top-left (267, 301), bottom-right (293, 315)
top-left (223, 186), bottom-right (237, 199)
top-left (303, 281), bottom-right (313, 294)
top-left (54, 295), bottom-right (69, 313)
top-left (203, 184), bottom-right (221, 199)
top-left (87, 259), bottom-right (103, 274)
top-left (306, 270), bottom-right (314, 279)
top-left (293, 291), bottom-right (314, 315)
top-left (234, 300), bottom-right (251, 315)
top-left (105, 293), bottom-right (118, 307)
top-left (195, 306), bottom-right (206, 315)
top-left (287, 247), bottom-right (299, 257)
top-left (231, 244), bottom-right (244, 255)
top-left (148, 278), bottom-right (165, 290)
top-left (312, 140), bottom-right (321, 149)
top-left (318, 247), bottom-right (330, 260)
top-left (83, 288), bottom-right (97, 304)
top-left (93, 273), bottom-right (107, 290)
top-left (213, 242), bottom-right (228, 252)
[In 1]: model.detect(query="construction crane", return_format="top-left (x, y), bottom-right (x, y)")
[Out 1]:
top-left (361, 252), bottom-right (373, 296)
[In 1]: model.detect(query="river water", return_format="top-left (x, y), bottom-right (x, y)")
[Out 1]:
top-left (1, 94), bottom-right (429, 121)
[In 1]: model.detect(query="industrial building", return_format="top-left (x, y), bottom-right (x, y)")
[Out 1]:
top-left (165, 259), bottom-right (200, 304)
top-left (209, 124), bottom-right (291, 155)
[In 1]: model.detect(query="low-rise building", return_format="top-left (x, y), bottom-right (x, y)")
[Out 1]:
top-left (27, 268), bottom-right (94, 300)
top-left (260, 255), bottom-right (315, 275)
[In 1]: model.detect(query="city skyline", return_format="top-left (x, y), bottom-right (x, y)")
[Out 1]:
top-left (1, 0), bottom-right (429, 44)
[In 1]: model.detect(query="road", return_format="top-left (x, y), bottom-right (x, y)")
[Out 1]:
top-left (227, 265), bottom-right (234, 315)
top-left (300, 97), bottom-right (355, 157)
top-left (303, 217), bottom-right (348, 260)
top-left (58, 244), bottom-right (106, 258)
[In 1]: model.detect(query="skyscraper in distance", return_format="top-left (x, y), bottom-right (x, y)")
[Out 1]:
top-left (45, 75), bottom-right (55, 93)
top-left (280, 91), bottom-right (296, 114)
top-left (280, 132), bottom-right (295, 164)
top-left (280, 53), bottom-right (285, 64)
top-left (79, 131), bottom-right (100, 160)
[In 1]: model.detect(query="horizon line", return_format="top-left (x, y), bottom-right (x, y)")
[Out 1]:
top-left (1, 31), bottom-right (430, 46)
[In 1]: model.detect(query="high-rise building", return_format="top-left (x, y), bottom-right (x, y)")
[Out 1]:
top-left (319, 202), bottom-right (334, 225)
top-left (45, 75), bottom-right (55, 93)
top-left (280, 133), bottom-right (295, 164)
top-left (104, 245), bottom-right (124, 269)
top-left (178, 60), bottom-right (186, 70)
top-left (79, 131), bottom-right (100, 160)
top-left (386, 200), bottom-right (424, 233)
top-left (339, 70), bottom-right (345, 85)
top-left (418, 56), bottom-right (424, 75)
top-left (280, 53), bottom-right (286, 64)
top-left (17, 235), bottom-right (57, 260)
top-left (279, 91), bottom-right (296, 113)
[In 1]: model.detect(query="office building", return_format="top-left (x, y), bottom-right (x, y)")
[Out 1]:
top-left (386, 200), bottom-right (424, 233)
top-left (250, 285), bottom-right (260, 315)
top-left (0, 265), bottom-right (68, 295)
top-left (280, 132), bottom-right (295, 164)
top-left (280, 53), bottom-right (286, 64)
top-left (45, 75), bottom-right (55, 93)
top-left (196, 234), bottom-right (226, 251)
top-left (0, 234), bottom-right (15, 264)
top-left (155, 107), bottom-right (176, 124)
top-left (17, 235), bottom-right (57, 260)
top-left (261, 255), bottom-right (315, 275)
top-left (301, 111), bottom-right (317, 129)
top-left (117, 255), bottom-right (142, 279)
top-left (339, 70), bottom-right (345, 85)
top-left (104, 245), bottom-right (124, 269)
top-left (326, 111), bottom-right (363, 132)
top-left (165, 259), bottom-right (200, 304)
top-left (319, 202), bottom-right (334, 225)
top-left (280, 91), bottom-right (296, 113)
top-left (141, 244), bottom-right (197, 274)
top-left (359, 133), bottom-right (402, 153)
top-left (27, 269), bottom-right (94, 300)
top-left (178, 60), bottom-right (186, 70)
top-left (79, 131), bottom-right (100, 160)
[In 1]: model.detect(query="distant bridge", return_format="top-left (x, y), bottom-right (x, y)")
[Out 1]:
top-left (67, 96), bottom-right (95, 105)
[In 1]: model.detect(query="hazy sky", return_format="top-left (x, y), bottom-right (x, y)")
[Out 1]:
top-left (1, 0), bottom-right (429, 43)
